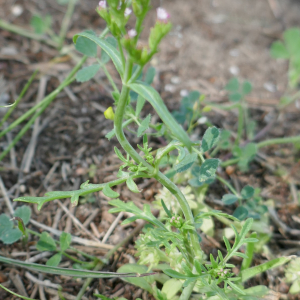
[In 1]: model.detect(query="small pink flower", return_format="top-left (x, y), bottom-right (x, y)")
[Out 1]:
top-left (224, 270), bottom-right (227, 274)
top-left (124, 7), bottom-right (132, 17)
top-left (98, 0), bottom-right (107, 9)
top-left (172, 216), bottom-right (175, 220)
top-left (128, 29), bottom-right (137, 38)
top-left (220, 268), bottom-right (223, 272)
top-left (157, 7), bottom-right (170, 22)
top-left (177, 217), bottom-right (180, 220)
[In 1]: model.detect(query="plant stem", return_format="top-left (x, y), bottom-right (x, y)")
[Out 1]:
top-left (220, 157), bottom-right (240, 167)
top-left (0, 19), bottom-right (58, 48)
top-left (257, 135), bottom-right (300, 148)
top-left (235, 103), bottom-right (244, 146)
top-left (96, 58), bottom-right (119, 93)
top-left (216, 175), bottom-right (239, 198)
top-left (0, 70), bottom-right (38, 129)
top-left (117, 38), bottom-right (126, 70)
top-left (114, 61), bottom-right (203, 260)
top-left (58, 0), bottom-right (77, 50)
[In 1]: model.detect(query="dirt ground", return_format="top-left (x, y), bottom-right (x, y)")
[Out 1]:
top-left (0, 0), bottom-right (300, 299)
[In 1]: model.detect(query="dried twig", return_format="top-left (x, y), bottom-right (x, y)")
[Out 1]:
top-left (29, 219), bottom-right (114, 249)
top-left (0, 175), bottom-right (14, 215)
top-left (102, 212), bottom-right (124, 243)
top-left (268, 207), bottom-right (300, 236)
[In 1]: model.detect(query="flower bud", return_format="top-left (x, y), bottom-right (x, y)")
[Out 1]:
top-left (98, 0), bottom-right (107, 9)
top-left (128, 28), bottom-right (137, 38)
top-left (124, 7), bottom-right (132, 17)
top-left (156, 7), bottom-right (170, 22)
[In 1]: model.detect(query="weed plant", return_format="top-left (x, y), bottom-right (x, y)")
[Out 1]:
top-left (0, 1), bottom-right (299, 299)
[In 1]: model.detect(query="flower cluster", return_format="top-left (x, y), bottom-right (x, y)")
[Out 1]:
top-left (170, 215), bottom-right (184, 228)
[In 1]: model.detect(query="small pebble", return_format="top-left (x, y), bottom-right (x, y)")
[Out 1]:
top-left (11, 5), bottom-right (23, 16)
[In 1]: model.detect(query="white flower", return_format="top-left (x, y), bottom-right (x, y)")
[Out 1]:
top-left (98, 1), bottom-right (107, 9)
top-left (124, 7), bottom-right (132, 17)
top-left (128, 29), bottom-right (137, 38)
top-left (157, 7), bottom-right (170, 22)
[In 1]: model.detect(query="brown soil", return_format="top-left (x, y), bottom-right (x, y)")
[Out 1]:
top-left (0, 0), bottom-right (300, 299)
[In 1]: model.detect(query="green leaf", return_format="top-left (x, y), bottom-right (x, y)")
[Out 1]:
top-left (101, 36), bottom-right (117, 64)
top-left (103, 184), bottom-right (120, 198)
top-left (0, 228), bottom-right (22, 244)
top-left (222, 194), bottom-right (239, 205)
top-left (36, 232), bottom-right (57, 251)
top-left (74, 31), bottom-right (123, 76)
top-left (233, 206), bottom-right (248, 220)
top-left (161, 279), bottom-right (183, 299)
top-left (30, 15), bottom-right (52, 34)
top-left (0, 214), bottom-right (13, 236)
top-left (137, 114), bottom-right (151, 137)
top-left (174, 153), bottom-right (197, 173)
top-left (227, 281), bottom-right (245, 295)
top-left (145, 67), bottom-right (156, 84)
top-left (270, 41), bottom-right (289, 59)
top-left (161, 200), bottom-right (172, 218)
top-left (229, 92), bottom-right (242, 102)
top-left (128, 82), bottom-right (193, 150)
top-left (0, 255), bottom-right (148, 279)
top-left (200, 126), bottom-right (220, 153)
top-left (114, 147), bottom-right (127, 163)
top-left (46, 253), bottom-right (62, 267)
top-left (163, 269), bottom-right (191, 279)
top-left (283, 28), bottom-right (300, 55)
top-left (135, 95), bottom-right (146, 116)
top-left (74, 30), bottom-right (97, 57)
top-left (117, 264), bottom-right (154, 294)
top-left (241, 185), bottom-right (255, 199)
top-left (241, 257), bottom-right (291, 282)
top-left (225, 78), bottom-right (239, 92)
top-left (199, 159), bottom-right (219, 182)
top-left (76, 64), bottom-right (101, 82)
top-left (14, 206), bottom-right (31, 225)
top-left (290, 279), bottom-right (300, 294)
top-left (126, 177), bottom-right (140, 193)
top-left (242, 81), bottom-right (252, 95)
top-left (244, 285), bottom-right (269, 296)
top-left (60, 232), bottom-right (72, 252)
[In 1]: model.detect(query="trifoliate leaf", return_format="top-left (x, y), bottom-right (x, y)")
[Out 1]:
top-left (76, 64), bottom-right (100, 82)
top-left (200, 126), bottom-right (220, 153)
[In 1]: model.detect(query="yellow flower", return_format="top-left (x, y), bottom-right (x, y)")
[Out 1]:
top-left (104, 107), bottom-right (115, 120)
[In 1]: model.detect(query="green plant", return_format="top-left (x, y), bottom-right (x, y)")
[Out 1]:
top-left (0, 1), bottom-right (294, 299)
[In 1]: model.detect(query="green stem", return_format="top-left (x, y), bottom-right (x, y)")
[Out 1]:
top-left (0, 19), bottom-right (58, 48)
top-left (58, 0), bottom-right (77, 50)
top-left (235, 103), bottom-right (244, 146)
top-left (0, 70), bottom-right (38, 129)
top-left (0, 283), bottom-right (35, 300)
top-left (114, 61), bottom-right (203, 260)
top-left (257, 135), bottom-right (300, 148)
top-left (220, 158), bottom-right (240, 167)
top-left (216, 175), bottom-right (239, 198)
top-left (96, 58), bottom-right (119, 93)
